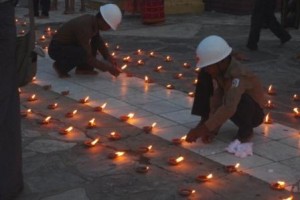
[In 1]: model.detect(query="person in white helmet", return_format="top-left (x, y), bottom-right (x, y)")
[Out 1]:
top-left (186, 35), bottom-right (266, 144)
top-left (48, 4), bottom-right (122, 78)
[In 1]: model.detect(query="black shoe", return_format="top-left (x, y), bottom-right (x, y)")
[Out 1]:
top-left (52, 62), bottom-right (70, 78)
top-left (281, 34), bottom-right (291, 45)
top-left (246, 44), bottom-right (258, 51)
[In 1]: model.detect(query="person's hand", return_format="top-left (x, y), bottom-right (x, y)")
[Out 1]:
top-left (186, 124), bottom-right (213, 143)
top-left (108, 66), bottom-right (122, 77)
top-left (107, 55), bottom-right (117, 67)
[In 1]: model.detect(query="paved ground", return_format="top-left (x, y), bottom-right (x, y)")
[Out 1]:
top-left (15, 1), bottom-right (300, 200)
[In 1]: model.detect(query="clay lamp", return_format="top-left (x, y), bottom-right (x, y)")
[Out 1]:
top-left (19, 29), bottom-right (25, 35)
top-left (111, 52), bottom-right (116, 57)
top-left (65, 109), bottom-right (77, 118)
top-left (264, 100), bottom-right (275, 109)
top-left (188, 92), bottom-right (195, 97)
top-left (21, 109), bottom-right (32, 117)
top-left (27, 94), bottom-right (37, 102)
top-left (154, 65), bottom-right (163, 72)
top-left (267, 85), bottom-right (276, 95)
top-left (42, 84), bottom-right (52, 90)
top-left (86, 118), bottom-right (96, 129)
top-left (84, 138), bottom-right (100, 148)
top-left (138, 145), bottom-right (152, 153)
top-left (270, 181), bottom-right (286, 191)
top-left (45, 27), bottom-right (51, 33)
top-left (293, 94), bottom-right (300, 101)
top-left (32, 76), bottom-right (36, 82)
top-left (21, 21), bottom-right (27, 26)
top-left (178, 188), bottom-right (195, 197)
top-left (94, 102), bottom-right (107, 112)
top-left (193, 78), bottom-right (198, 86)
top-left (174, 73), bottom-right (183, 79)
top-left (108, 131), bottom-right (121, 141)
top-left (135, 49), bottom-right (142, 55)
top-left (293, 107), bottom-right (300, 118)
top-left (18, 88), bottom-right (22, 94)
top-left (196, 173), bottom-right (213, 182)
top-left (39, 34), bottom-right (46, 42)
top-left (194, 67), bottom-right (200, 73)
top-left (105, 42), bottom-right (109, 47)
top-left (135, 165), bottom-right (149, 173)
top-left (15, 18), bottom-right (18, 23)
top-left (59, 126), bottom-right (73, 135)
top-left (224, 163), bottom-right (240, 173)
top-left (107, 151), bottom-right (125, 159)
top-left (123, 56), bottom-right (131, 63)
top-left (264, 113), bottom-right (272, 124)
top-left (47, 103), bottom-right (58, 110)
top-left (172, 135), bottom-right (186, 145)
top-left (115, 45), bottom-right (120, 50)
top-left (166, 84), bottom-right (175, 90)
top-left (79, 96), bottom-right (89, 104)
top-left (61, 90), bottom-right (70, 96)
top-left (137, 59), bottom-right (144, 65)
top-left (121, 64), bottom-right (127, 71)
top-left (149, 51), bottom-right (155, 57)
top-left (165, 55), bottom-right (172, 62)
top-left (40, 116), bottom-right (51, 125)
top-left (281, 196), bottom-right (294, 200)
top-left (144, 76), bottom-right (154, 84)
top-left (120, 113), bottom-right (134, 122)
top-left (168, 156), bottom-right (184, 166)
top-left (143, 122), bottom-right (157, 133)
top-left (182, 62), bottom-right (191, 69)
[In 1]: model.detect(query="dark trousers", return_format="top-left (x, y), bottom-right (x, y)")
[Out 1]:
top-left (247, 0), bottom-right (291, 48)
top-left (33, 0), bottom-right (50, 16)
top-left (192, 71), bottom-right (264, 141)
top-left (48, 35), bottom-right (100, 74)
top-left (0, 2), bottom-right (23, 200)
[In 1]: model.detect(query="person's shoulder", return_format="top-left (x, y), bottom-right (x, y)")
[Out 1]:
top-left (230, 58), bottom-right (254, 77)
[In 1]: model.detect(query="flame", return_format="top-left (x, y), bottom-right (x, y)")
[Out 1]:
top-left (110, 132), bottom-right (116, 136)
top-left (111, 52), bottom-right (116, 57)
top-left (53, 103), bottom-right (58, 108)
top-left (44, 116), bottom-right (51, 122)
top-left (264, 113), bottom-right (271, 123)
top-left (165, 56), bottom-right (171, 61)
top-left (166, 84), bottom-right (173, 89)
top-left (91, 138), bottom-right (100, 145)
top-left (277, 181), bottom-right (286, 187)
top-left (150, 51), bottom-right (154, 56)
top-left (268, 85), bottom-right (273, 93)
top-left (137, 59), bottom-right (144, 64)
top-left (156, 66), bottom-right (162, 71)
top-left (151, 122), bottom-right (157, 128)
top-left (188, 92), bottom-right (194, 96)
top-left (181, 135), bottom-right (187, 140)
top-left (206, 173), bottom-right (213, 179)
top-left (176, 73), bottom-right (183, 78)
top-left (194, 79), bottom-right (198, 84)
top-left (176, 156), bottom-right (184, 163)
top-left (282, 196), bottom-right (293, 200)
top-left (195, 67), bottom-right (200, 72)
top-left (121, 64), bottom-right (127, 70)
top-left (40, 35), bottom-right (46, 40)
top-left (65, 126), bottom-right (73, 132)
top-left (31, 94), bottom-right (36, 99)
top-left (268, 100), bottom-right (271, 105)
top-left (27, 109), bottom-right (32, 113)
top-left (136, 49), bottom-right (142, 54)
top-left (147, 145), bottom-right (152, 150)
top-left (293, 107), bottom-right (299, 114)
top-left (183, 62), bottom-right (189, 67)
top-left (73, 110), bottom-right (77, 115)
top-left (145, 76), bottom-right (149, 82)
top-left (89, 118), bottom-right (95, 126)
top-left (18, 88), bottom-right (22, 93)
top-left (115, 45), bottom-right (120, 50)
top-left (84, 96), bottom-right (89, 102)
top-left (105, 42), bottom-right (109, 47)
top-left (127, 113), bottom-right (134, 118)
top-left (293, 94), bottom-right (298, 100)
top-left (235, 163), bottom-right (240, 168)
top-left (115, 151), bottom-right (125, 156)
top-left (46, 27), bottom-right (51, 32)
top-left (101, 103), bottom-right (107, 109)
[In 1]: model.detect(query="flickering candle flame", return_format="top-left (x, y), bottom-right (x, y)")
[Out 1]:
top-left (46, 27), bottom-right (51, 32)
top-left (87, 118), bottom-right (96, 128)
top-left (151, 122), bottom-right (157, 128)
top-left (267, 84), bottom-right (276, 95)
top-left (32, 76), bottom-right (36, 81)
top-left (40, 35), bottom-right (46, 41)
top-left (115, 151), bottom-right (125, 156)
top-left (264, 113), bottom-right (272, 124)
top-left (60, 126), bottom-right (73, 135)
top-left (105, 42), bottom-right (109, 47)
top-left (143, 122), bottom-right (157, 133)
top-left (293, 107), bottom-right (300, 118)
top-left (293, 94), bottom-right (300, 101)
top-left (183, 62), bottom-right (191, 68)
top-left (21, 109), bottom-right (32, 117)
top-left (144, 76), bottom-right (154, 83)
top-left (120, 113), bottom-right (134, 121)
top-left (225, 163), bottom-right (240, 173)
top-left (137, 59), bottom-right (144, 65)
top-left (154, 65), bottom-right (163, 72)
top-left (168, 156), bottom-right (184, 165)
top-left (128, 113), bottom-right (134, 118)
top-left (282, 196), bottom-right (293, 200)
top-left (271, 181), bottom-right (286, 190)
top-left (176, 156), bottom-right (184, 163)
top-left (111, 52), bottom-right (116, 57)
top-left (121, 64), bottom-right (127, 70)
top-left (115, 45), bottom-right (120, 50)
top-left (165, 55), bottom-right (172, 62)
top-left (138, 145), bottom-right (153, 153)
top-left (235, 163), bottom-right (240, 168)
top-left (172, 135), bottom-right (186, 145)
top-left (47, 103), bottom-right (58, 109)
top-left (166, 84), bottom-right (175, 89)
top-left (206, 173), bottom-right (213, 179)
top-left (65, 110), bottom-right (77, 118)
top-left (149, 51), bottom-right (155, 57)
top-left (108, 151), bottom-right (125, 159)
top-left (80, 96), bottom-right (89, 104)
top-left (28, 94), bottom-right (37, 102)
top-left (196, 173), bottom-right (213, 182)
top-left (41, 116), bottom-right (51, 124)
top-left (94, 102), bottom-right (107, 112)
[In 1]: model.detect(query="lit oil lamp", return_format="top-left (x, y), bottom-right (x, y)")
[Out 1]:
top-left (18, 88), bottom-right (22, 94)
top-left (137, 59), bottom-right (144, 65)
top-left (172, 135), bottom-right (187, 145)
top-left (94, 102), bottom-right (107, 112)
top-left (87, 118), bottom-right (96, 128)
top-left (79, 96), bottom-right (89, 104)
top-left (105, 42), bottom-right (109, 47)
top-left (120, 113), bottom-right (134, 122)
top-left (188, 92), bottom-right (195, 97)
top-left (19, 29), bottom-right (25, 35)
top-left (293, 107), bottom-right (300, 118)
top-left (194, 67), bottom-right (200, 73)
top-left (174, 73), bottom-right (183, 79)
top-left (84, 138), bottom-right (100, 148)
top-left (65, 109), bottom-right (77, 118)
top-left (107, 151), bottom-right (125, 159)
top-left (42, 84), bottom-right (52, 90)
top-left (123, 56), bottom-right (131, 63)
top-left (182, 62), bottom-right (191, 69)
top-left (138, 145), bottom-right (152, 153)
top-left (39, 34), bottom-right (46, 42)
top-left (59, 126), bottom-right (73, 135)
top-left (267, 85), bottom-right (276, 95)
top-left (143, 122), bottom-right (157, 133)
top-left (47, 103), bottom-right (58, 110)
top-left (270, 181), bottom-right (286, 190)
top-left (154, 65), bottom-right (163, 72)
top-left (135, 165), bottom-right (149, 173)
top-left (115, 45), bottom-right (120, 50)
top-left (32, 76), bottom-right (36, 82)
top-left (61, 90), bottom-right (70, 96)
top-left (144, 76), bottom-right (154, 83)
top-left (168, 156), bottom-right (184, 166)
top-left (149, 51), bottom-right (155, 57)
top-left (282, 196), bottom-right (293, 200)
top-left (265, 100), bottom-right (275, 109)
top-left (165, 55), bottom-right (172, 62)
top-left (193, 79), bottom-right (198, 86)
top-left (121, 64), bottom-right (127, 71)
top-left (21, 109), bottom-right (32, 118)
top-left (178, 188), bottom-right (195, 197)
top-left (135, 49), bottom-right (142, 55)
top-left (293, 94), bottom-right (300, 101)
top-left (196, 173), bottom-right (213, 182)
top-left (40, 116), bottom-right (51, 125)
top-left (21, 21), bottom-right (27, 26)
top-left (108, 131), bottom-right (121, 140)
top-left (224, 163), bottom-right (240, 173)
top-left (111, 52), bottom-right (116, 57)
top-left (27, 94), bottom-right (37, 102)
top-left (45, 27), bottom-right (51, 33)
top-left (264, 113), bottom-right (272, 124)
top-left (166, 84), bottom-right (175, 90)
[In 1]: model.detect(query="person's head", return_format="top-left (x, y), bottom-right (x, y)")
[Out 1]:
top-left (196, 35), bottom-right (232, 78)
top-left (96, 4), bottom-right (122, 31)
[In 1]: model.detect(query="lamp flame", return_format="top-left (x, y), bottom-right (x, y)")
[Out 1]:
top-left (282, 196), bottom-right (293, 200)
top-left (73, 110), bottom-right (77, 115)
top-left (235, 163), bottom-right (240, 169)
top-left (147, 145), bottom-right (152, 150)
top-left (181, 135), bottom-right (187, 140)
top-left (293, 107), bottom-right (299, 114)
top-left (65, 126), bottom-right (73, 132)
top-left (121, 64), bottom-right (127, 70)
top-left (176, 156), bottom-right (184, 163)
top-left (101, 103), bottom-right (107, 109)
top-left (128, 113), bottom-right (134, 118)
top-left (151, 122), bottom-right (157, 128)
top-left (91, 138), bottom-right (100, 146)
top-left (115, 151), bottom-right (125, 156)
top-left (207, 173), bottom-right (213, 179)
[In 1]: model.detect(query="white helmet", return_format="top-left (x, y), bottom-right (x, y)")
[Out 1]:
top-left (196, 35), bottom-right (232, 68)
top-left (100, 4), bottom-right (122, 30)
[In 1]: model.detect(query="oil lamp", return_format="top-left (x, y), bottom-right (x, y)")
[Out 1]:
top-left (182, 62), bottom-right (191, 69)
top-left (149, 51), bottom-right (155, 57)
top-left (293, 107), bottom-right (300, 118)
top-left (178, 189), bottom-right (195, 197)
top-left (59, 126), bottom-right (73, 135)
top-left (154, 65), bottom-right (163, 72)
top-left (267, 85), bottom-right (276, 95)
top-left (40, 116), bottom-right (51, 125)
top-left (135, 165), bottom-right (149, 173)
top-left (143, 122), bottom-right (157, 133)
top-left (115, 45), bottom-right (120, 50)
top-left (166, 84), bottom-right (175, 90)
top-left (224, 163), bottom-right (240, 173)
top-left (84, 138), bottom-right (100, 148)
top-left (168, 156), bottom-right (184, 166)
top-left (87, 118), bottom-right (96, 128)
top-left (107, 151), bottom-right (125, 159)
top-left (94, 102), bottom-right (107, 112)
top-left (265, 100), bottom-right (275, 109)
top-left (293, 94), bottom-right (300, 101)
top-left (264, 113), bottom-right (272, 124)
top-left (270, 181), bottom-right (286, 190)
top-left (120, 113), bottom-right (134, 122)
top-left (27, 94), bottom-right (37, 102)
top-left (174, 73), bottom-right (183, 79)
top-left (138, 145), bottom-right (152, 153)
top-left (47, 103), bottom-right (58, 110)
top-left (144, 76), bottom-right (154, 83)
top-left (172, 135), bottom-right (186, 145)
top-left (137, 59), bottom-right (144, 65)
top-left (79, 96), bottom-right (89, 104)
top-left (21, 109), bottom-right (32, 117)
top-left (188, 92), bottom-right (195, 97)
top-left (108, 131), bottom-right (121, 140)
top-left (196, 173), bottom-right (213, 182)
top-left (65, 109), bottom-right (77, 118)
top-left (135, 49), bottom-right (142, 55)
top-left (39, 34), bottom-right (46, 42)
top-left (165, 55), bottom-right (172, 62)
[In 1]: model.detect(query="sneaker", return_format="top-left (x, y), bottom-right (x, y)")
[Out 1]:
top-left (75, 69), bottom-right (99, 75)
top-left (52, 62), bottom-right (70, 78)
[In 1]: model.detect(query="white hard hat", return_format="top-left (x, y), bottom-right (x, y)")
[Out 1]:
top-left (100, 4), bottom-right (122, 30)
top-left (196, 35), bottom-right (232, 68)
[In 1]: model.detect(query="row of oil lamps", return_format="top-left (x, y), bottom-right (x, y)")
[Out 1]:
top-left (21, 89), bottom-right (295, 198)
